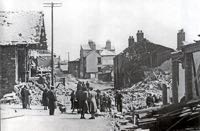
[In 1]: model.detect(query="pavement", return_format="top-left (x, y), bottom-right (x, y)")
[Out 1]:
top-left (1, 104), bottom-right (113, 131)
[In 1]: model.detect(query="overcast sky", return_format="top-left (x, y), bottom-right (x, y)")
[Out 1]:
top-left (1, 0), bottom-right (200, 60)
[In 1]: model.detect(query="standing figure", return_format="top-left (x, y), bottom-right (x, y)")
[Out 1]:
top-left (86, 81), bottom-right (90, 89)
top-left (76, 88), bottom-right (82, 113)
top-left (47, 86), bottom-right (57, 115)
top-left (96, 89), bottom-right (101, 109)
top-left (146, 93), bottom-right (154, 107)
top-left (107, 95), bottom-right (112, 112)
top-left (21, 86), bottom-right (26, 109)
top-left (77, 81), bottom-right (82, 91)
top-left (26, 87), bottom-right (31, 109)
top-left (82, 82), bottom-right (86, 89)
top-left (80, 87), bottom-right (88, 119)
top-left (115, 91), bottom-right (123, 112)
top-left (101, 93), bottom-right (107, 112)
top-left (88, 87), bottom-right (97, 119)
top-left (42, 89), bottom-right (49, 110)
top-left (70, 90), bottom-right (76, 112)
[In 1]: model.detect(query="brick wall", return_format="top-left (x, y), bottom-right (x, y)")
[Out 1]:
top-left (0, 46), bottom-right (16, 98)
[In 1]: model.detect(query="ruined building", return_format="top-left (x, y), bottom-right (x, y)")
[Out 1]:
top-left (0, 11), bottom-right (47, 97)
top-left (114, 30), bottom-right (174, 89)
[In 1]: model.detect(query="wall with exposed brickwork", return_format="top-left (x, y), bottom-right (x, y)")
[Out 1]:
top-left (0, 45), bottom-right (16, 98)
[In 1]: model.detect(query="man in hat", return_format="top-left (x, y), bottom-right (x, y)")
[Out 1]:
top-left (47, 86), bottom-right (57, 115)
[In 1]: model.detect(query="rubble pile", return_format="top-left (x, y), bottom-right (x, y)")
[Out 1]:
top-left (14, 82), bottom-right (43, 105)
top-left (63, 74), bottom-right (78, 91)
top-left (7, 74), bottom-right (78, 105)
top-left (107, 68), bottom-right (172, 130)
top-left (55, 83), bottom-right (73, 105)
top-left (114, 68), bottom-right (171, 112)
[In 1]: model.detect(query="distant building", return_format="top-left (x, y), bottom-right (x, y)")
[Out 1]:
top-left (68, 59), bottom-right (80, 77)
top-left (80, 40), bottom-right (115, 79)
top-left (60, 60), bottom-right (68, 74)
top-left (98, 45), bottom-right (116, 81)
top-left (0, 11), bottom-right (47, 97)
top-left (114, 30), bottom-right (174, 89)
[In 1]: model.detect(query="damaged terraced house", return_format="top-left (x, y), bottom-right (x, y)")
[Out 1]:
top-left (0, 11), bottom-right (48, 98)
top-left (114, 30), bottom-right (174, 89)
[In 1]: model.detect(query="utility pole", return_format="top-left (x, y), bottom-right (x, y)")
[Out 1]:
top-left (68, 52), bottom-right (70, 62)
top-left (43, 2), bottom-right (62, 87)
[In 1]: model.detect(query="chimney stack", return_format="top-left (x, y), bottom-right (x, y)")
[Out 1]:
top-left (88, 40), bottom-right (96, 50)
top-left (137, 30), bottom-right (144, 43)
top-left (177, 29), bottom-right (185, 50)
top-left (128, 36), bottom-right (134, 47)
top-left (105, 40), bottom-right (111, 50)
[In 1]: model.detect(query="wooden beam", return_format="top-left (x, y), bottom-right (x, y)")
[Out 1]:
top-left (182, 42), bottom-right (200, 53)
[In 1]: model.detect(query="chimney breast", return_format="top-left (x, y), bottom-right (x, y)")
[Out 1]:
top-left (88, 40), bottom-right (96, 50)
top-left (105, 40), bottom-right (111, 50)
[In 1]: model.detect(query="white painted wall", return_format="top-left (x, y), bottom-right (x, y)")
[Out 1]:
top-left (86, 51), bottom-right (101, 73)
top-left (102, 56), bottom-right (114, 65)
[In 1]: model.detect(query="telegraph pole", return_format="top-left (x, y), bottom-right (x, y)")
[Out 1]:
top-left (68, 52), bottom-right (70, 62)
top-left (43, 2), bottom-right (62, 87)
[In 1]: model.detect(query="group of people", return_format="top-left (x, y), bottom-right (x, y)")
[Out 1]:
top-left (70, 81), bottom-right (98, 119)
top-left (70, 81), bottom-right (124, 119)
top-left (20, 77), bottom-right (124, 118)
top-left (146, 93), bottom-right (161, 107)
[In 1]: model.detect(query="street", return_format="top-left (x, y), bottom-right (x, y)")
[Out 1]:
top-left (1, 104), bottom-right (113, 131)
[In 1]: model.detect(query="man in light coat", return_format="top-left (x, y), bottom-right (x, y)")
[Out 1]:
top-left (88, 87), bottom-right (97, 119)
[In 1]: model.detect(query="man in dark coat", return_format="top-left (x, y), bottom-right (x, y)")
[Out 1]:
top-left (47, 86), bottom-right (57, 115)
top-left (42, 89), bottom-right (49, 110)
top-left (21, 86), bottom-right (26, 109)
top-left (146, 93), bottom-right (154, 107)
top-left (86, 81), bottom-right (90, 89)
top-left (80, 87), bottom-right (88, 119)
top-left (115, 91), bottom-right (123, 112)
top-left (96, 89), bottom-right (101, 109)
top-left (70, 90), bottom-right (76, 112)
top-left (21, 85), bottom-right (31, 109)
top-left (76, 89), bottom-right (82, 113)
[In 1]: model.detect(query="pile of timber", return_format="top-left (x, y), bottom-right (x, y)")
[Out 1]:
top-left (137, 99), bottom-right (200, 131)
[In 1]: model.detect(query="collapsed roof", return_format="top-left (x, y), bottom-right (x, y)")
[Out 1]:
top-left (0, 11), bottom-right (46, 45)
